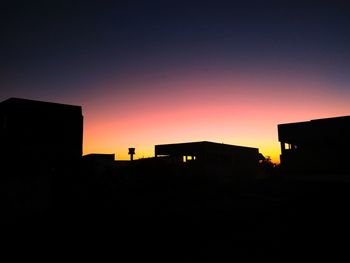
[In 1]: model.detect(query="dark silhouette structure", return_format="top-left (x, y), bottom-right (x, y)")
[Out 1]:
top-left (82, 154), bottom-right (115, 174)
top-left (278, 116), bottom-right (350, 174)
top-left (128, 148), bottom-right (135, 161)
top-left (0, 97), bottom-right (83, 172)
top-left (155, 141), bottom-right (259, 175)
top-left (83, 153), bottom-right (115, 161)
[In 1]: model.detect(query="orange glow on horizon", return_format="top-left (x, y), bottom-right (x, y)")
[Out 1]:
top-left (80, 69), bottom-right (350, 164)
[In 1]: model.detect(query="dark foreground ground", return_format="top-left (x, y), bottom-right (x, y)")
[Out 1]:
top-left (2, 164), bottom-right (350, 261)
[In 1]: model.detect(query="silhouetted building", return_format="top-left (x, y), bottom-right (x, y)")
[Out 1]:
top-left (0, 97), bottom-right (83, 172)
top-left (278, 116), bottom-right (350, 174)
top-left (82, 154), bottom-right (115, 174)
top-left (83, 153), bottom-right (115, 162)
top-left (155, 141), bottom-right (259, 175)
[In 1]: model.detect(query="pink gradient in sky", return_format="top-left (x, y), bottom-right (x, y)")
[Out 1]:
top-left (78, 68), bottom-right (350, 163)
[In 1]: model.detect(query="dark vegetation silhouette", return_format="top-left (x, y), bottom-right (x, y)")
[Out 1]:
top-left (1, 98), bottom-right (350, 261)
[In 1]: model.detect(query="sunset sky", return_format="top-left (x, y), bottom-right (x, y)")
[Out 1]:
top-left (1, 1), bottom-right (350, 162)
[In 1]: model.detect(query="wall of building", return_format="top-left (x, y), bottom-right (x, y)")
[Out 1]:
top-left (0, 98), bottom-right (83, 173)
top-left (278, 116), bottom-right (350, 174)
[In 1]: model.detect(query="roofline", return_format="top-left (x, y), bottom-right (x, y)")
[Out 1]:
top-left (310, 115), bottom-right (350, 122)
top-left (278, 115), bottom-right (350, 126)
top-left (155, 141), bottom-right (258, 151)
top-left (0, 97), bottom-right (82, 109)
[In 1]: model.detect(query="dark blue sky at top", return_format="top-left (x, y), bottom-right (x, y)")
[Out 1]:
top-left (1, 0), bottom-right (350, 99)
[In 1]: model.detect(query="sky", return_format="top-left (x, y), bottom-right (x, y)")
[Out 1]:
top-left (1, 0), bottom-right (350, 162)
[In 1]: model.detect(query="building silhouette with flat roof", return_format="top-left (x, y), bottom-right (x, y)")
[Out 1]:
top-left (278, 116), bottom-right (350, 174)
top-left (0, 97), bottom-right (83, 172)
top-left (155, 141), bottom-right (259, 175)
